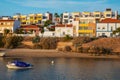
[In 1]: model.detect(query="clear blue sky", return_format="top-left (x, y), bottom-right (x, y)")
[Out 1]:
top-left (0, 0), bottom-right (119, 16)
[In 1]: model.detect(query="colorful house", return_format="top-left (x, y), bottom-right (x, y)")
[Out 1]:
top-left (78, 22), bottom-right (96, 37)
top-left (0, 20), bottom-right (20, 35)
top-left (20, 25), bottom-right (40, 35)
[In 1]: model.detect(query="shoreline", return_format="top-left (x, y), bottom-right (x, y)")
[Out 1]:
top-left (2, 49), bottom-right (120, 59)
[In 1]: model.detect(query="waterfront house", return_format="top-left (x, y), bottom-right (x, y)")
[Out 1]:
top-left (0, 20), bottom-right (20, 35)
top-left (55, 24), bottom-right (73, 37)
top-left (20, 25), bottom-right (40, 36)
top-left (96, 18), bottom-right (120, 37)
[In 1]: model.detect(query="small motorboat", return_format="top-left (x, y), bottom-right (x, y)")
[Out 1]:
top-left (6, 60), bottom-right (33, 69)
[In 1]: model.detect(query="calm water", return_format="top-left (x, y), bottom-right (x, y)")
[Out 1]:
top-left (0, 57), bottom-right (120, 80)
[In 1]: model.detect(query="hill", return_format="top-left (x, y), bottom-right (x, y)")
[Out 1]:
top-left (82, 38), bottom-right (120, 52)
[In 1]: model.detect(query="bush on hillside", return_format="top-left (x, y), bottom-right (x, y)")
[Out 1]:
top-left (32, 36), bottom-right (40, 43)
top-left (64, 46), bottom-right (71, 52)
top-left (0, 36), bottom-right (4, 47)
top-left (39, 37), bottom-right (58, 49)
top-left (3, 36), bottom-right (23, 48)
top-left (73, 37), bottom-right (92, 45)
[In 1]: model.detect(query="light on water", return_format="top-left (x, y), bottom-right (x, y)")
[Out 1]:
top-left (0, 57), bottom-right (120, 80)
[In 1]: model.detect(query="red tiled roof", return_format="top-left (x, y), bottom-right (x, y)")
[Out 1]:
top-left (100, 18), bottom-right (120, 23)
top-left (56, 24), bottom-right (73, 27)
top-left (20, 25), bottom-right (39, 29)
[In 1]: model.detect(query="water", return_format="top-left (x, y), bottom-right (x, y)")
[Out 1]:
top-left (0, 57), bottom-right (120, 80)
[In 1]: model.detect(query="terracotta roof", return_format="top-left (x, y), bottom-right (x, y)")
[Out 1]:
top-left (56, 24), bottom-right (73, 27)
top-left (100, 18), bottom-right (120, 23)
top-left (20, 25), bottom-right (39, 29)
top-left (0, 20), bottom-right (15, 22)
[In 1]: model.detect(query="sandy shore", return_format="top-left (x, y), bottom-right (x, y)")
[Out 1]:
top-left (1, 49), bottom-right (119, 59)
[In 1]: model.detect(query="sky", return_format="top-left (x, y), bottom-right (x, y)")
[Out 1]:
top-left (0, 0), bottom-right (120, 16)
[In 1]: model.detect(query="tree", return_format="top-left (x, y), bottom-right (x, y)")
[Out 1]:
top-left (41, 27), bottom-right (44, 37)
top-left (113, 27), bottom-right (120, 36)
top-left (4, 29), bottom-right (10, 36)
top-left (14, 28), bottom-right (24, 34)
top-left (117, 14), bottom-right (120, 19)
top-left (44, 20), bottom-right (52, 27)
top-left (54, 13), bottom-right (60, 17)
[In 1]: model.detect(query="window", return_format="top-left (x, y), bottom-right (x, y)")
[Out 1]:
top-left (95, 14), bottom-right (100, 17)
top-left (64, 16), bottom-right (68, 18)
top-left (79, 27), bottom-right (83, 30)
top-left (84, 27), bottom-right (88, 30)
top-left (106, 14), bottom-right (111, 17)
top-left (98, 27), bottom-right (100, 29)
top-left (102, 27), bottom-right (105, 29)
top-left (110, 33), bottom-right (113, 37)
top-left (111, 26), bottom-right (113, 31)
top-left (1, 23), bottom-right (3, 25)
top-left (64, 20), bottom-right (68, 23)
top-left (52, 33), bottom-right (55, 36)
top-left (63, 32), bottom-right (65, 35)
top-left (102, 33), bottom-right (105, 36)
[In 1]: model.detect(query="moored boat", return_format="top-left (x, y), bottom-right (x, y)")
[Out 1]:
top-left (6, 60), bottom-right (33, 69)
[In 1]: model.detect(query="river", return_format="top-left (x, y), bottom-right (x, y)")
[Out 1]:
top-left (0, 57), bottom-right (120, 80)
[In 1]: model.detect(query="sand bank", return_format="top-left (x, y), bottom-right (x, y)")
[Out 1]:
top-left (1, 49), bottom-right (120, 59)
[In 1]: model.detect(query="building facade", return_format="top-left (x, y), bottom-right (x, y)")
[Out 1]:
top-left (0, 20), bottom-right (20, 35)
top-left (55, 24), bottom-right (73, 37)
top-left (96, 18), bottom-right (120, 37)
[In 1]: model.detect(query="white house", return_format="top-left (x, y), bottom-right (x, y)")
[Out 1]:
top-left (96, 18), bottom-right (120, 37)
top-left (55, 24), bottom-right (73, 37)
top-left (39, 27), bottom-right (55, 37)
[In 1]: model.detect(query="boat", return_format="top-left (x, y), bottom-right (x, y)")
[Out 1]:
top-left (0, 52), bottom-right (5, 57)
top-left (6, 60), bottom-right (33, 69)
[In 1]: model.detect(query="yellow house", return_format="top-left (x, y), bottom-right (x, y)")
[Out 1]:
top-left (0, 20), bottom-right (20, 35)
top-left (27, 14), bottom-right (42, 24)
top-left (20, 15), bottom-right (27, 25)
top-left (78, 23), bottom-right (96, 37)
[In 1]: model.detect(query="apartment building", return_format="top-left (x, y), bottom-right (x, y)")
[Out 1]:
top-left (62, 12), bottom-right (70, 24)
top-left (42, 12), bottom-right (52, 24)
top-left (13, 13), bottom-right (43, 25)
top-left (0, 20), bottom-right (20, 35)
top-left (71, 12), bottom-right (80, 21)
top-left (0, 16), bottom-right (12, 20)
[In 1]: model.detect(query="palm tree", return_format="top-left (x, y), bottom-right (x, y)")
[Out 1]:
top-left (44, 20), bottom-right (52, 27)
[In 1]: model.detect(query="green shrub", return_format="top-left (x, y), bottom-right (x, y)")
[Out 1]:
top-left (63, 35), bottom-right (72, 41)
top-left (32, 36), bottom-right (40, 43)
top-left (3, 36), bottom-right (23, 48)
top-left (39, 37), bottom-right (58, 49)
top-left (0, 36), bottom-right (4, 47)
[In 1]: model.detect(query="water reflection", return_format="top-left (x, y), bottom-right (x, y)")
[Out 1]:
top-left (0, 57), bottom-right (120, 80)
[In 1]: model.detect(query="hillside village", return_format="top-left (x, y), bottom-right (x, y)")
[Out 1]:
top-left (0, 8), bottom-right (120, 54)
top-left (0, 8), bottom-right (120, 37)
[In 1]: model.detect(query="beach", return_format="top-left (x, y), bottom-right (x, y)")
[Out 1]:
top-left (2, 49), bottom-right (120, 59)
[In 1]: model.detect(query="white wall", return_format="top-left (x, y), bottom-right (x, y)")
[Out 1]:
top-left (55, 27), bottom-right (73, 37)
top-left (96, 23), bottom-right (120, 37)
top-left (39, 31), bottom-right (55, 37)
